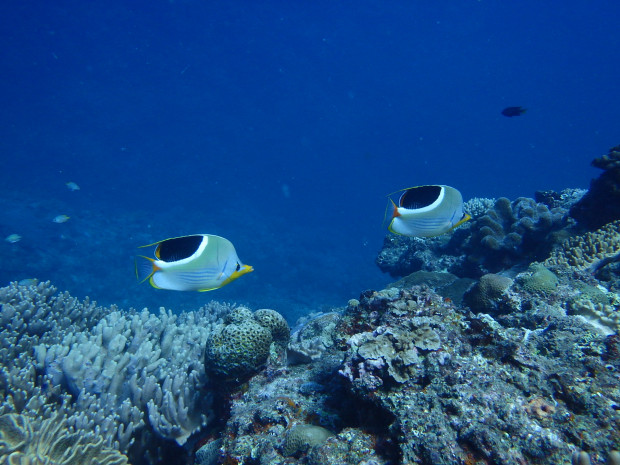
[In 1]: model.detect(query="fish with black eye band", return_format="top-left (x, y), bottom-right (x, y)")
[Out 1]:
top-left (136, 234), bottom-right (253, 291)
top-left (387, 185), bottom-right (471, 237)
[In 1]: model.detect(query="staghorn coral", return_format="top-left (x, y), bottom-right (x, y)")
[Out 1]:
top-left (0, 413), bottom-right (128, 465)
top-left (0, 281), bottom-right (105, 364)
top-left (0, 282), bottom-right (142, 452)
top-left (544, 220), bottom-right (620, 273)
top-left (571, 144), bottom-right (620, 229)
top-left (463, 197), bottom-right (496, 218)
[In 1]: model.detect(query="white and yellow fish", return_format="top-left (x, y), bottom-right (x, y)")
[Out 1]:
top-left (5, 234), bottom-right (21, 243)
top-left (53, 215), bottom-right (70, 223)
top-left (136, 234), bottom-right (253, 291)
top-left (66, 182), bottom-right (80, 191)
top-left (387, 185), bottom-right (471, 237)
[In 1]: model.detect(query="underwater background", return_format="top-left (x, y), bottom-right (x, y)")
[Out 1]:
top-left (1, 0), bottom-right (619, 320)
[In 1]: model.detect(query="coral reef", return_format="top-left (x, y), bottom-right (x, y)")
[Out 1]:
top-left (204, 307), bottom-right (290, 381)
top-left (376, 195), bottom-right (572, 279)
top-left (2, 269), bottom-right (620, 465)
top-left (463, 196), bottom-right (568, 272)
top-left (516, 262), bottom-right (559, 295)
top-left (282, 424), bottom-right (334, 456)
top-left (0, 413), bottom-right (128, 465)
top-left (5, 142), bottom-right (620, 465)
top-left (38, 304), bottom-right (219, 447)
top-left (463, 273), bottom-right (514, 314)
top-left (571, 145), bottom-right (620, 229)
top-left (200, 278), bottom-right (619, 464)
top-left (535, 188), bottom-right (586, 210)
top-left (545, 220), bottom-right (620, 273)
top-left (287, 312), bottom-right (339, 364)
top-left (0, 281), bottom-right (240, 463)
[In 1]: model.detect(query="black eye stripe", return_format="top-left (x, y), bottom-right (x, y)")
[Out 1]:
top-left (236, 263), bottom-right (241, 271)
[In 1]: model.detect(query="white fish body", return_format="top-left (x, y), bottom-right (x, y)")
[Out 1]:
top-left (5, 234), bottom-right (21, 243)
top-left (388, 185), bottom-right (470, 237)
top-left (137, 234), bottom-right (253, 291)
top-left (53, 215), bottom-right (70, 223)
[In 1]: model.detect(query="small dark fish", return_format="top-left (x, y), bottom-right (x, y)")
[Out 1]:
top-left (501, 106), bottom-right (527, 117)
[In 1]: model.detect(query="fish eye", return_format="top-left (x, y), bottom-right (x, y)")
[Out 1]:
top-left (236, 263), bottom-right (241, 271)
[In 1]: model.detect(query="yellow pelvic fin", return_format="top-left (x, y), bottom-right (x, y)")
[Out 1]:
top-left (452, 213), bottom-right (472, 230)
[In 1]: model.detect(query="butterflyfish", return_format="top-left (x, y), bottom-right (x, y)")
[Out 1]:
top-left (5, 234), bottom-right (21, 243)
top-left (136, 234), bottom-right (253, 291)
top-left (387, 185), bottom-right (471, 237)
top-left (53, 215), bottom-right (70, 223)
top-left (501, 106), bottom-right (527, 117)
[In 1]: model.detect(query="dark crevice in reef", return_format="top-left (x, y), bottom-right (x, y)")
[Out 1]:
top-left (321, 368), bottom-right (402, 464)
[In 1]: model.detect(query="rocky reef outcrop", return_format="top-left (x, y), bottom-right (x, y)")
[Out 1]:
top-left (571, 144), bottom-right (620, 229)
top-left (376, 194), bottom-right (574, 278)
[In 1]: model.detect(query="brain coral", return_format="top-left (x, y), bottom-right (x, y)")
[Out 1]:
top-left (253, 309), bottom-right (290, 345)
top-left (0, 413), bottom-right (128, 465)
top-left (544, 220), bottom-right (620, 272)
top-left (516, 263), bottom-right (559, 295)
top-left (464, 273), bottom-right (514, 314)
top-left (282, 424), bottom-right (334, 456)
top-left (571, 144), bottom-right (620, 229)
top-left (205, 307), bottom-right (290, 381)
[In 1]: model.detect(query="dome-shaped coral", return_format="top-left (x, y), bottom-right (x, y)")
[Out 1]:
top-left (204, 308), bottom-right (290, 381)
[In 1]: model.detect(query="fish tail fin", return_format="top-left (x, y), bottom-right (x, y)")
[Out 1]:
top-left (135, 255), bottom-right (158, 284)
top-left (390, 198), bottom-right (400, 218)
top-left (382, 198), bottom-right (400, 229)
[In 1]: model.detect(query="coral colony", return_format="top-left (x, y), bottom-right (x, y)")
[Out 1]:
top-left (1, 145), bottom-right (620, 464)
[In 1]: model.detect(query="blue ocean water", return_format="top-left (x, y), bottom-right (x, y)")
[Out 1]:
top-left (1, 1), bottom-right (618, 321)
